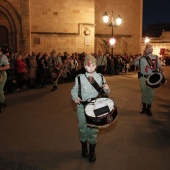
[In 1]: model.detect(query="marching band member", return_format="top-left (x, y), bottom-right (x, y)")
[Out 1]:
top-left (134, 44), bottom-right (162, 116)
top-left (71, 54), bottom-right (110, 162)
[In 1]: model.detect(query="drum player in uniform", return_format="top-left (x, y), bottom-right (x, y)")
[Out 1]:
top-left (71, 54), bottom-right (110, 162)
top-left (134, 43), bottom-right (163, 116)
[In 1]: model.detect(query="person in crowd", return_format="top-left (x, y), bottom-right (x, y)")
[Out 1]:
top-left (0, 51), bottom-right (10, 112)
top-left (62, 59), bottom-right (72, 83)
top-left (29, 55), bottom-right (38, 88)
top-left (49, 50), bottom-right (62, 91)
top-left (96, 50), bottom-right (107, 74)
top-left (70, 53), bottom-right (79, 81)
top-left (134, 44), bottom-right (162, 116)
top-left (15, 53), bottom-right (27, 92)
top-left (71, 54), bottom-right (110, 162)
top-left (43, 53), bottom-right (51, 86)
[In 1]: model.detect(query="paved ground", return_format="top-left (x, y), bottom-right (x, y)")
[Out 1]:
top-left (0, 67), bottom-right (170, 170)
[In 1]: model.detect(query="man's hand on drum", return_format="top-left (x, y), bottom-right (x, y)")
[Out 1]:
top-left (102, 83), bottom-right (109, 90)
top-left (75, 97), bottom-right (82, 104)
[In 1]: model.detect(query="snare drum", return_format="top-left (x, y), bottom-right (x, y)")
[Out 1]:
top-left (85, 97), bottom-right (118, 128)
top-left (146, 72), bottom-right (167, 89)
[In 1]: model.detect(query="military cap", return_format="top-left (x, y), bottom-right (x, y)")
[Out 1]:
top-left (145, 43), bottom-right (152, 49)
top-left (84, 54), bottom-right (96, 66)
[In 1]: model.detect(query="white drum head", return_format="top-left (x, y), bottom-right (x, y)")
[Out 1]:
top-left (85, 98), bottom-right (114, 117)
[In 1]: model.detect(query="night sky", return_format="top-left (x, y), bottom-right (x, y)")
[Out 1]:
top-left (143, 0), bottom-right (170, 30)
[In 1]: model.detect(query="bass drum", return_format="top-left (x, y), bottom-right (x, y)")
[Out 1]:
top-left (85, 98), bottom-right (118, 128)
top-left (146, 72), bottom-right (167, 89)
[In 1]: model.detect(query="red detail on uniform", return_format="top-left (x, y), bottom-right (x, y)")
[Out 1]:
top-left (145, 58), bottom-right (157, 73)
top-left (88, 59), bottom-right (91, 66)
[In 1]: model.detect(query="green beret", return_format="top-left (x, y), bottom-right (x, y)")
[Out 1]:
top-left (84, 54), bottom-right (96, 66)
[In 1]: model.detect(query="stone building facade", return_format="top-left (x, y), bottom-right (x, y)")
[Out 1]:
top-left (142, 31), bottom-right (170, 57)
top-left (0, 0), bottom-right (143, 55)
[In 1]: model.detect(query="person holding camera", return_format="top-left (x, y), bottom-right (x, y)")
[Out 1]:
top-left (0, 51), bottom-right (10, 113)
top-left (134, 44), bottom-right (162, 116)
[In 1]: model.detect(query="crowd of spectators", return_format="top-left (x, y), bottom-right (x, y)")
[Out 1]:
top-left (0, 46), bottom-right (169, 94)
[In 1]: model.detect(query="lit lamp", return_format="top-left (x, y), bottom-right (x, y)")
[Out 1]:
top-left (109, 37), bottom-right (116, 46)
top-left (145, 37), bottom-right (150, 43)
top-left (103, 11), bottom-right (122, 56)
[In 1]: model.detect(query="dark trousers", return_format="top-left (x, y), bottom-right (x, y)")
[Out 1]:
top-left (97, 65), bottom-right (105, 75)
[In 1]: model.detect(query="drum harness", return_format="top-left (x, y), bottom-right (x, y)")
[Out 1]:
top-left (77, 74), bottom-right (107, 107)
top-left (139, 55), bottom-right (158, 78)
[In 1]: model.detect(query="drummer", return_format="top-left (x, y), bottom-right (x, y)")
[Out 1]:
top-left (134, 43), bottom-right (162, 116)
top-left (71, 54), bottom-right (110, 162)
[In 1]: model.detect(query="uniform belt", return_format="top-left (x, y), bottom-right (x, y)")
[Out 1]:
top-left (140, 73), bottom-right (149, 78)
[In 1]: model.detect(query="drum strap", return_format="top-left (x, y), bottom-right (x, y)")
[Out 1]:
top-left (77, 75), bottom-right (106, 100)
top-left (85, 75), bottom-right (105, 95)
top-left (144, 56), bottom-right (158, 70)
top-left (78, 76), bottom-right (82, 99)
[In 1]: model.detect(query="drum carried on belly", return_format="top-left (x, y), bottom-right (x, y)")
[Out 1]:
top-left (85, 98), bottom-right (118, 128)
top-left (146, 72), bottom-right (167, 89)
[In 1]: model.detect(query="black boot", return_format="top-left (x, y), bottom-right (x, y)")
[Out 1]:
top-left (146, 104), bottom-right (152, 116)
top-left (51, 85), bottom-right (58, 91)
top-left (89, 143), bottom-right (96, 162)
top-left (140, 103), bottom-right (146, 114)
top-left (0, 103), bottom-right (5, 113)
top-left (81, 141), bottom-right (89, 158)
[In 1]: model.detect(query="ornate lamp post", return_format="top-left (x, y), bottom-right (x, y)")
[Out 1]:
top-left (103, 10), bottom-right (122, 56)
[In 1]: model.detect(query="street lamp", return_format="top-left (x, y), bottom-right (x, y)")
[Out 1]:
top-left (103, 11), bottom-right (122, 56)
top-left (145, 37), bottom-right (150, 43)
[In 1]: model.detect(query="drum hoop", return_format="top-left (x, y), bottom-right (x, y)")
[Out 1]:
top-left (86, 116), bottom-right (118, 128)
top-left (86, 109), bottom-right (118, 128)
top-left (146, 72), bottom-right (163, 86)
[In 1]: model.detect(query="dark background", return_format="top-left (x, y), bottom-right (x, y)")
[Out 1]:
top-left (143, 0), bottom-right (170, 30)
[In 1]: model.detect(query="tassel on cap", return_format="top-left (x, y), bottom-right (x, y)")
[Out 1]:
top-left (84, 54), bottom-right (96, 66)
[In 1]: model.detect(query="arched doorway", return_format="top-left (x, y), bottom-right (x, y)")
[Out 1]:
top-left (0, 1), bottom-right (22, 52)
top-left (0, 25), bottom-right (8, 47)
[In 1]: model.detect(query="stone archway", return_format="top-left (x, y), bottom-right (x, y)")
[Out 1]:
top-left (0, 25), bottom-right (8, 47)
top-left (0, 1), bottom-right (22, 52)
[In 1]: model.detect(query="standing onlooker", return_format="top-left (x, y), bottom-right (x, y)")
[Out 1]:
top-left (29, 55), bottom-right (38, 88)
top-left (0, 51), bottom-right (10, 113)
top-left (15, 53), bottom-right (27, 92)
top-left (96, 50), bottom-right (107, 75)
top-left (70, 53), bottom-right (79, 81)
top-left (49, 50), bottom-right (62, 91)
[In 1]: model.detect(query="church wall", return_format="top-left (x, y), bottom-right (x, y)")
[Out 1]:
top-left (1, 0), bottom-right (143, 55)
top-left (30, 0), bottom-right (95, 54)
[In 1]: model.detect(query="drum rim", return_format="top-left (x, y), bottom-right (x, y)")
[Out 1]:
top-left (146, 72), bottom-right (163, 86)
top-left (85, 108), bottom-right (118, 128)
top-left (85, 97), bottom-right (115, 117)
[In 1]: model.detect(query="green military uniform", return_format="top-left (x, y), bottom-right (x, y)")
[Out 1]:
top-left (96, 55), bottom-right (107, 74)
top-left (71, 54), bottom-right (110, 162)
top-left (0, 53), bottom-right (9, 112)
top-left (71, 72), bottom-right (109, 143)
top-left (135, 53), bottom-right (161, 116)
